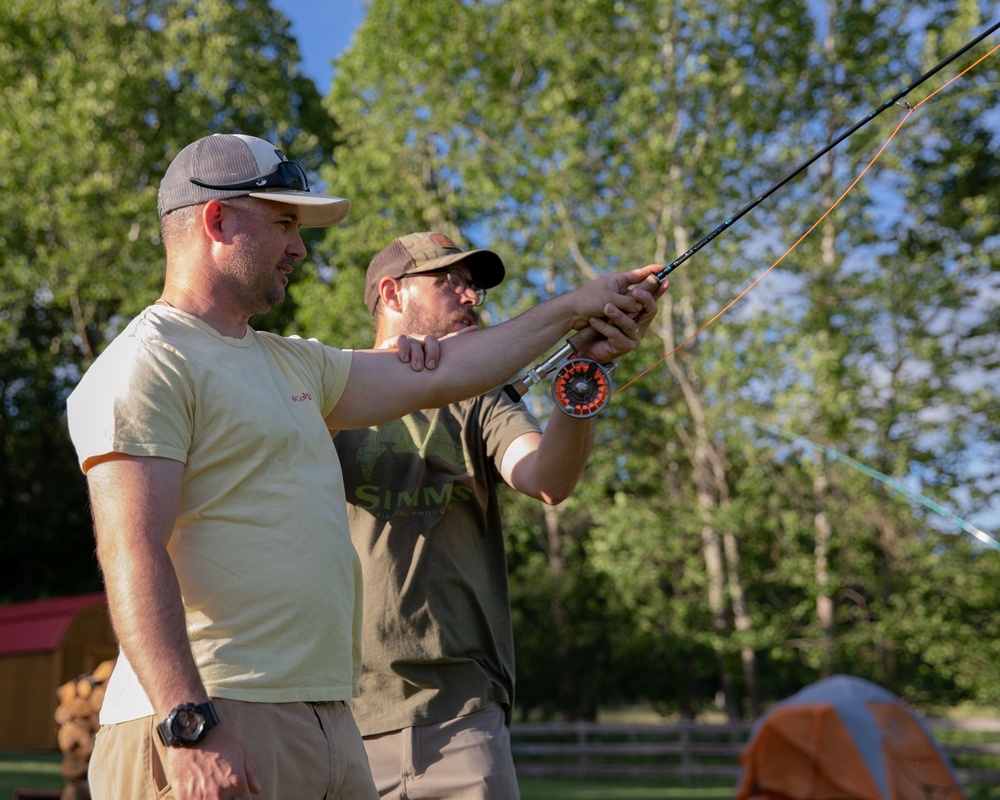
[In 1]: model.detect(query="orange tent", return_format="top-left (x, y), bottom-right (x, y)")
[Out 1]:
top-left (736, 675), bottom-right (965, 800)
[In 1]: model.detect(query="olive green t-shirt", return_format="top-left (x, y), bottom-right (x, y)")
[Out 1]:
top-left (337, 388), bottom-right (541, 736)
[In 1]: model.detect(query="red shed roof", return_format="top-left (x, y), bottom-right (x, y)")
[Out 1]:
top-left (0, 592), bottom-right (108, 657)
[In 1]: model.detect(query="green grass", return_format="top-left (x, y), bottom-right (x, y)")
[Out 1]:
top-left (518, 777), bottom-right (736, 799)
top-left (518, 775), bottom-right (1000, 800)
top-left (518, 778), bottom-right (736, 800)
top-left (0, 751), bottom-right (63, 799)
top-left (519, 776), bottom-right (1000, 800)
top-left (4, 750), bottom-right (999, 800)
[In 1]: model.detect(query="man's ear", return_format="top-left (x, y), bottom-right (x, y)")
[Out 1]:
top-left (379, 276), bottom-right (404, 313)
top-left (202, 199), bottom-right (228, 243)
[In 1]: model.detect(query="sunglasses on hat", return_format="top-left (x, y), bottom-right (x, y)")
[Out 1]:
top-left (189, 160), bottom-right (310, 192)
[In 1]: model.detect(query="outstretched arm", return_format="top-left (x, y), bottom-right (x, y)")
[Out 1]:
top-left (327, 264), bottom-right (664, 431)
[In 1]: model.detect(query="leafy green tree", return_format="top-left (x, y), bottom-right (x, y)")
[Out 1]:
top-left (762, 1), bottom-right (1000, 701)
top-left (0, 0), bottom-right (335, 601)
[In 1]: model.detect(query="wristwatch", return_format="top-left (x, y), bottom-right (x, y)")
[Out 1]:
top-left (156, 701), bottom-right (219, 747)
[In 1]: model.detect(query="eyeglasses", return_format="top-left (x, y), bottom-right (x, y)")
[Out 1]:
top-left (189, 160), bottom-right (310, 192)
top-left (400, 268), bottom-right (486, 306)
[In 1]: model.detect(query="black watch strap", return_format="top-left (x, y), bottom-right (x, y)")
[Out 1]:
top-left (156, 700), bottom-right (219, 747)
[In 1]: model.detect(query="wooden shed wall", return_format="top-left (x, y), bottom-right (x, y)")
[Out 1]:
top-left (0, 604), bottom-right (117, 750)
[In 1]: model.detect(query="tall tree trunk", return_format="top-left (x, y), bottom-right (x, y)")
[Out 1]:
top-left (809, 1), bottom-right (841, 681)
top-left (723, 527), bottom-right (759, 717)
top-left (813, 471), bottom-right (836, 677)
top-left (659, 246), bottom-right (750, 718)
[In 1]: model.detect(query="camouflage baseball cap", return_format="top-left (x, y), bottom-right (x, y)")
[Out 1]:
top-left (365, 232), bottom-right (505, 314)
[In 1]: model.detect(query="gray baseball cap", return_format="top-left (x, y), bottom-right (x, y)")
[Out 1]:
top-left (157, 133), bottom-right (350, 228)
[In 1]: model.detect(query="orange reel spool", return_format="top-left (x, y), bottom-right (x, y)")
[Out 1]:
top-left (551, 358), bottom-right (614, 418)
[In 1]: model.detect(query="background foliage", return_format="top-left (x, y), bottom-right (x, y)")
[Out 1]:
top-left (3, 0), bottom-right (999, 719)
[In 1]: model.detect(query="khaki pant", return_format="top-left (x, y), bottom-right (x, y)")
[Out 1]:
top-left (361, 705), bottom-right (519, 800)
top-left (89, 698), bottom-right (377, 799)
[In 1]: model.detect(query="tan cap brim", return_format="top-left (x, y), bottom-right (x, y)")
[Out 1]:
top-left (249, 190), bottom-right (351, 228)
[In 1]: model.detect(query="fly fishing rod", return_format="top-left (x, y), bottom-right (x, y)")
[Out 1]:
top-left (504, 19), bottom-right (1000, 417)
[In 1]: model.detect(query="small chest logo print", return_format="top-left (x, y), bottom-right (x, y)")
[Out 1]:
top-left (291, 391), bottom-right (312, 403)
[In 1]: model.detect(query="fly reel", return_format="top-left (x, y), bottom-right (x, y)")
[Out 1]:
top-left (551, 358), bottom-right (615, 418)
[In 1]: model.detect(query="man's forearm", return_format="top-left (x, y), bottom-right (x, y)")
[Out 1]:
top-left (336, 300), bottom-right (581, 429)
top-left (504, 413), bottom-right (597, 505)
top-left (532, 412), bottom-right (597, 502)
top-left (88, 457), bottom-right (209, 717)
top-left (423, 293), bottom-right (591, 393)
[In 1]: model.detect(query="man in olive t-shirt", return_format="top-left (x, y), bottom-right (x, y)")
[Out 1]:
top-left (336, 232), bottom-right (665, 799)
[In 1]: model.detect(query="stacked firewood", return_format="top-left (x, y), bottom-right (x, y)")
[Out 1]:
top-left (53, 659), bottom-right (115, 800)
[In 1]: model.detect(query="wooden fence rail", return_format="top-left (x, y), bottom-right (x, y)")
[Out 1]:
top-left (509, 718), bottom-right (1000, 788)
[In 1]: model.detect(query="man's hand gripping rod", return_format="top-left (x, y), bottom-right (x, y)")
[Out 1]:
top-left (502, 270), bottom-right (665, 417)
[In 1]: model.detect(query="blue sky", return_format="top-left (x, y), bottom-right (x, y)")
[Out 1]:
top-left (271, 0), bottom-right (367, 93)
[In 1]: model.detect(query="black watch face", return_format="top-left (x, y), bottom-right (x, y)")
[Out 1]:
top-left (173, 708), bottom-right (206, 742)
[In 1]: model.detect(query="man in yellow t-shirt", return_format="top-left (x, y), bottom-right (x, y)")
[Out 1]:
top-left (67, 133), bottom-right (664, 800)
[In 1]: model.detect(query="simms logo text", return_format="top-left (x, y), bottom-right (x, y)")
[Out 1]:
top-left (353, 482), bottom-right (473, 514)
